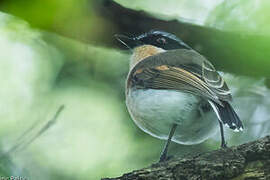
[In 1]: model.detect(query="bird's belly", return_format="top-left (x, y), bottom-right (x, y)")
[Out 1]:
top-left (126, 89), bottom-right (219, 145)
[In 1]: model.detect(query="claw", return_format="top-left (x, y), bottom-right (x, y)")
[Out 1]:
top-left (221, 142), bottom-right (227, 148)
top-left (159, 155), bottom-right (174, 162)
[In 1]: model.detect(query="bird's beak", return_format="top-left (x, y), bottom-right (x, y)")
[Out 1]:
top-left (114, 34), bottom-right (142, 49)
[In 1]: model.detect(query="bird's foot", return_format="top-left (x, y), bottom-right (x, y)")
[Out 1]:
top-left (221, 142), bottom-right (227, 148)
top-left (159, 155), bottom-right (174, 163)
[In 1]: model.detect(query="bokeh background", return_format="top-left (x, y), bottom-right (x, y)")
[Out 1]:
top-left (0, 0), bottom-right (269, 179)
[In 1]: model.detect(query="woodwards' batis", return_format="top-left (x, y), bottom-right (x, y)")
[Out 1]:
top-left (115, 30), bottom-right (244, 162)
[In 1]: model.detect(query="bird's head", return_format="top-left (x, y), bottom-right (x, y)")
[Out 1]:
top-left (115, 30), bottom-right (191, 68)
top-left (115, 30), bottom-right (191, 51)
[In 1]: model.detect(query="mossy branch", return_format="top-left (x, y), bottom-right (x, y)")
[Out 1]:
top-left (103, 136), bottom-right (270, 180)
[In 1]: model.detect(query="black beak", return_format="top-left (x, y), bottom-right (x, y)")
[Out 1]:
top-left (114, 34), bottom-right (142, 49)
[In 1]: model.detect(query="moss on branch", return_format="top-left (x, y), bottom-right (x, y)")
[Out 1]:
top-left (103, 136), bottom-right (270, 180)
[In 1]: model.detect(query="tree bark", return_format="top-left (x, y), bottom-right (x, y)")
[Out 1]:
top-left (103, 136), bottom-right (270, 180)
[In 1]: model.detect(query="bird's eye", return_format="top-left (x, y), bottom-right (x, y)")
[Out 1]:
top-left (156, 37), bottom-right (167, 44)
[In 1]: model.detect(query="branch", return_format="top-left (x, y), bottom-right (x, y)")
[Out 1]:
top-left (0, 105), bottom-right (65, 157)
top-left (103, 136), bottom-right (270, 180)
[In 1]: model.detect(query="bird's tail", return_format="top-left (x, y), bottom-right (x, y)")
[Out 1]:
top-left (209, 101), bottom-right (243, 131)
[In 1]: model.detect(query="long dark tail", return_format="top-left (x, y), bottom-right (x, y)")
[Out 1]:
top-left (210, 101), bottom-right (243, 131)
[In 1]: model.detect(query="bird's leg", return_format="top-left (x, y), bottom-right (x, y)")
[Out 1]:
top-left (218, 121), bottom-right (227, 148)
top-left (159, 123), bottom-right (177, 162)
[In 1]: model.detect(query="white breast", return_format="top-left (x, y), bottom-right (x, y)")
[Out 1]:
top-left (126, 88), bottom-right (219, 145)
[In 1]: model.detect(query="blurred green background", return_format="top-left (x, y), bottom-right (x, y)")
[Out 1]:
top-left (0, 0), bottom-right (269, 179)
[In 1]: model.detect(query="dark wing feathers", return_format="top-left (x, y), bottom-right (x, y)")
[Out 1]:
top-left (202, 61), bottom-right (232, 101)
top-left (135, 66), bottom-right (220, 104)
top-left (128, 49), bottom-right (231, 105)
top-left (127, 49), bottom-right (243, 131)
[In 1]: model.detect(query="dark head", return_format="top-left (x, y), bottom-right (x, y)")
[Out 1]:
top-left (115, 30), bottom-right (191, 50)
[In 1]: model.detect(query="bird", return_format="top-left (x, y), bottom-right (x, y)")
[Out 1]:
top-left (115, 30), bottom-right (244, 162)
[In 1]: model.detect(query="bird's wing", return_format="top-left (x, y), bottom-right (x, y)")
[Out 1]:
top-left (127, 49), bottom-right (232, 106)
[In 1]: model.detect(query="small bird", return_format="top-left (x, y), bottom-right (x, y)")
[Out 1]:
top-left (115, 30), bottom-right (243, 162)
